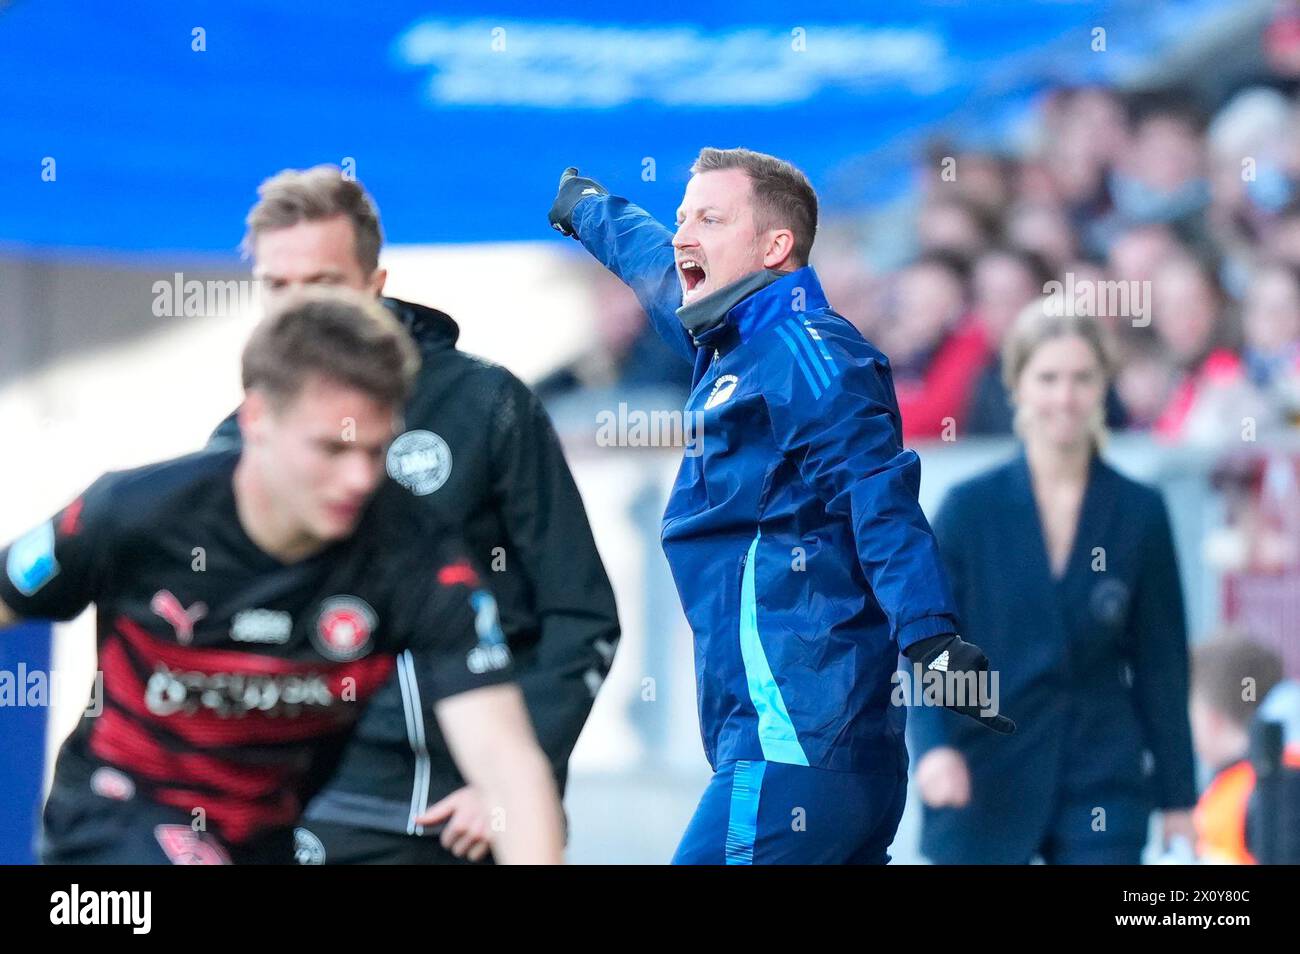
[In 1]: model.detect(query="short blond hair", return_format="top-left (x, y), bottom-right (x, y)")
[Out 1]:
top-left (243, 165), bottom-right (384, 273)
top-left (691, 147), bottom-right (818, 266)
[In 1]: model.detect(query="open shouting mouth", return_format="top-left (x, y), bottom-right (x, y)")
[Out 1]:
top-left (678, 257), bottom-right (707, 297)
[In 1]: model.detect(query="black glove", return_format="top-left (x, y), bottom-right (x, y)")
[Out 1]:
top-left (904, 634), bottom-right (1016, 734)
top-left (548, 167), bottom-right (608, 237)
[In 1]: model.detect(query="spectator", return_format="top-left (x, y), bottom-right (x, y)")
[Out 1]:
top-left (1006, 201), bottom-right (1079, 273)
top-left (1090, 92), bottom-right (1212, 257)
top-left (1245, 261), bottom-right (1300, 365)
top-left (1150, 254), bottom-right (1243, 441)
top-left (881, 252), bottom-right (990, 442)
top-left (1162, 259), bottom-right (1300, 446)
top-left (1041, 87), bottom-right (1128, 236)
top-left (1112, 329), bottom-right (1176, 429)
top-left (1108, 222), bottom-right (1182, 285)
top-left (916, 196), bottom-right (999, 259)
top-left (1206, 86), bottom-right (1296, 292)
top-left (965, 247), bottom-right (1051, 434)
top-left (955, 151), bottom-right (1018, 219)
top-left (1190, 638), bottom-right (1286, 863)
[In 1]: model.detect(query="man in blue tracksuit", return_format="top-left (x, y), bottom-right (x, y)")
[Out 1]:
top-left (549, 148), bottom-right (1013, 864)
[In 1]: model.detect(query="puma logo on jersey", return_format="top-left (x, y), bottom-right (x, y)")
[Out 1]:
top-left (150, 590), bottom-right (207, 645)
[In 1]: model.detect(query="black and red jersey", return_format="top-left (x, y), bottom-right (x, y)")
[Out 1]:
top-left (0, 448), bottom-right (513, 845)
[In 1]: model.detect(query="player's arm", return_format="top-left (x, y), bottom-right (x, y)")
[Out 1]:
top-left (548, 168), bottom-right (695, 363)
top-left (433, 683), bottom-right (565, 864)
top-left (488, 374), bottom-right (620, 784)
top-left (0, 476), bottom-right (116, 625)
top-left (403, 558), bottom-right (565, 863)
top-left (764, 327), bottom-right (1013, 733)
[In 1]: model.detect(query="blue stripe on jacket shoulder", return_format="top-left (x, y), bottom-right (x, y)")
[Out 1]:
top-left (771, 315), bottom-right (850, 401)
top-left (797, 318), bottom-right (842, 378)
top-left (774, 323), bottom-right (823, 399)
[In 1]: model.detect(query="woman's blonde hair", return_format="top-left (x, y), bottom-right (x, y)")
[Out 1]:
top-left (1001, 295), bottom-right (1115, 448)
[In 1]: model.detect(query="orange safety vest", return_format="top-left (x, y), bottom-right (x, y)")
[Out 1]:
top-left (1195, 746), bottom-right (1300, 864)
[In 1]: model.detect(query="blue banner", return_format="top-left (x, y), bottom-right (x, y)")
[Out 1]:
top-left (0, 0), bottom-right (1230, 255)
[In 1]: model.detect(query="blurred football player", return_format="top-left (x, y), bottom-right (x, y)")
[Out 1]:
top-left (0, 289), bottom-right (564, 864)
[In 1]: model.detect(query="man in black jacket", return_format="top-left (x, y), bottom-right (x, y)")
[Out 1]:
top-left (210, 165), bottom-right (620, 863)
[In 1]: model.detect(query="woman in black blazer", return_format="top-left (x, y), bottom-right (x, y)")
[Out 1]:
top-left (909, 303), bottom-right (1197, 864)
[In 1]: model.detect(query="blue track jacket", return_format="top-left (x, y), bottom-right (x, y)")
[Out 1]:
top-left (573, 194), bottom-right (960, 772)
